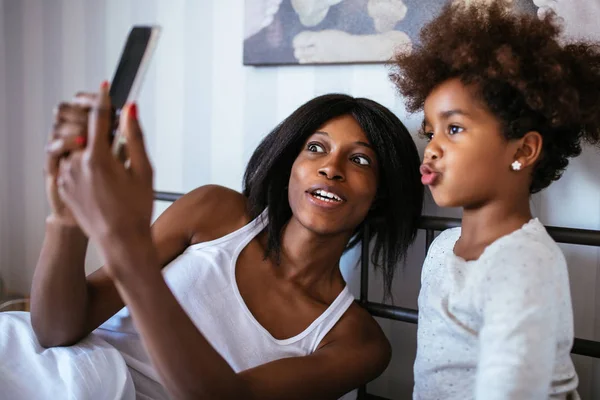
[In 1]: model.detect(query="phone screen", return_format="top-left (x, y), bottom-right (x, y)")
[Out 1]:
top-left (109, 26), bottom-right (157, 111)
top-left (109, 26), bottom-right (160, 159)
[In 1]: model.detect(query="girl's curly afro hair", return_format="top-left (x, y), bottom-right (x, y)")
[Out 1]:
top-left (391, 0), bottom-right (600, 193)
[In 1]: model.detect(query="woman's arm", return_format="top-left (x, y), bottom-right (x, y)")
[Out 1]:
top-left (31, 183), bottom-right (246, 347)
top-left (31, 90), bottom-right (250, 348)
top-left (31, 95), bottom-right (95, 346)
top-left (239, 309), bottom-right (390, 399)
top-left (30, 220), bottom-right (91, 347)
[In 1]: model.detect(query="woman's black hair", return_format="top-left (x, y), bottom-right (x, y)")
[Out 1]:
top-left (243, 94), bottom-right (423, 297)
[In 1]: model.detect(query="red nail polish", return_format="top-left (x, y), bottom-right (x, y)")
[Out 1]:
top-left (129, 103), bottom-right (138, 120)
top-left (75, 136), bottom-right (86, 146)
top-left (101, 80), bottom-right (110, 89)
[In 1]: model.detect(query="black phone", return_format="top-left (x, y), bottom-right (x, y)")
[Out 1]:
top-left (109, 25), bottom-right (161, 158)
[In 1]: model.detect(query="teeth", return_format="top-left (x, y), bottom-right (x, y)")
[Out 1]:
top-left (313, 189), bottom-right (342, 202)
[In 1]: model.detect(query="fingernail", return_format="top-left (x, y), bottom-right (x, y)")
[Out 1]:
top-left (101, 80), bottom-right (110, 90)
top-left (75, 136), bottom-right (86, 146)
top-left (46, 139), bottom-right (64, 153)
top-left (128, 103), bottom-right (138, 120)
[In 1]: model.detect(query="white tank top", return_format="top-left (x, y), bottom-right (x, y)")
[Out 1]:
top-left (94, 209), bottom-right (356, 399)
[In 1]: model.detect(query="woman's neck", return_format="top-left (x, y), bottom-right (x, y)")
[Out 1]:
top-left (272, 217), bottom-right (352, 290)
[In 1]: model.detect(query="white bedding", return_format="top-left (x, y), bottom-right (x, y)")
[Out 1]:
top-left (0, 311), bottom-right (135, 400)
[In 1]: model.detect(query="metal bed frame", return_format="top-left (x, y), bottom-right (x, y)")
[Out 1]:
top-left (154, 191), bottom-right (600, 399)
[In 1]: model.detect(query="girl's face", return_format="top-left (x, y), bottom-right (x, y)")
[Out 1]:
top-left (420, 78), bottom-right (521, 209)
top-left (288, 114), bottom-right (379, 236)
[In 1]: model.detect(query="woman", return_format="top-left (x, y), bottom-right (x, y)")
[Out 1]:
top-left (3, 88), bottom-right (423, 399)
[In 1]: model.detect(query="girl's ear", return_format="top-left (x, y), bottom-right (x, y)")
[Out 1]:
top-left (512, 131), bottom-right (543, 169)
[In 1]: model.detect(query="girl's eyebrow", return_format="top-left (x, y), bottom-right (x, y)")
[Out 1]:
top-left (439, 109), bottom-right (471, 119)
top-left (424, 108), bottom-right (472, 127)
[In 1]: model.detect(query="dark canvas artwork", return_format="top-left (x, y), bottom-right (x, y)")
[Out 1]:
top-left (243, 0), bottom-right (539, 66)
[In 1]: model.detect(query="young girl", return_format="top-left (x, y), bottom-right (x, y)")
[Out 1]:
top-left (0, 90), bottom-right (423, 399)
top-left (391, 1), bottom-right (600, 399)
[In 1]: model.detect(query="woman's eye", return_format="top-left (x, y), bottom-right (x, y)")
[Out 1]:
top-left (307, 143), bottom-right (325, 153)
top-left (449, 125), bottom-right (464, 135)
top-left (352, 155), bottom-right (371, 166)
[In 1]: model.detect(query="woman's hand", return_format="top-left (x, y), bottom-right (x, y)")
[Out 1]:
top-left (45, 93), bottom-right (97, 227)
top-left (56, 82), bottom-right (154, 275)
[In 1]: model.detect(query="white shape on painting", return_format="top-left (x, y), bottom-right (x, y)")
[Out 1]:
top-left (290, 0), bottom-right (344, 27)
top-left (367, 0), bottom-right (408, 33)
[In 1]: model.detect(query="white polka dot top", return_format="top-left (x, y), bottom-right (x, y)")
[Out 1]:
top-left (413, 218), bottom-right (579, 400)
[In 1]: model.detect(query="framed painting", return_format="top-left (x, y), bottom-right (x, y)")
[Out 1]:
top-left (243, 0), bottom-right (540, 66)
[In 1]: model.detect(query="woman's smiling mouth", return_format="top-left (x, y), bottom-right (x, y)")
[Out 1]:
top-left (305, 186), bottom-right (346, 208)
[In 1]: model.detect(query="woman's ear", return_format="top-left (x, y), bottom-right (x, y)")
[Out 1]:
top-left (512, 131), bottom-right (543, 169)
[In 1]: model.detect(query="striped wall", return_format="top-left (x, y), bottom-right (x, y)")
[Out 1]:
top-left (2, 0), bottom-right (600, 398)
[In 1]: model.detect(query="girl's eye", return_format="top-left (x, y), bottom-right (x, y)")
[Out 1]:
top-left (419, 130), bottom-right (434, 142)
top-left (351, 155), bottom-right (371, 166)
top-left (449, 125), bottom-right (464, 135)
top-left (307, 143), bottom-right (325, 153)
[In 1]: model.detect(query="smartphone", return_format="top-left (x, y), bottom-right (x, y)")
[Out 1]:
top-left (109, 25), bottom-right (161, 159)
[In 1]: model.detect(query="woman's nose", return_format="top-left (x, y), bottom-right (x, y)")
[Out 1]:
top-left (318, 159), bottom-right (345, 181)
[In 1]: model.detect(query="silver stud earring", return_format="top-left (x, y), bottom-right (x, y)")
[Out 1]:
top-left (511, 160), bottom-right (522, 171)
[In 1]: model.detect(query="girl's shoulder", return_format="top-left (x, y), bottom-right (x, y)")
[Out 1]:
top-left (420, 228), bottom-right (461, 284)
top-left (427, 227), bottom-right (462, 257)
top-left (483, 218), bottom-right (564, 268)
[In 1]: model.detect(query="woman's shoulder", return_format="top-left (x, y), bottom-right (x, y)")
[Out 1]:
top-left (323, 301), bottom-right (392, 368)
top-left (162, 185), bottom-right (254, 245)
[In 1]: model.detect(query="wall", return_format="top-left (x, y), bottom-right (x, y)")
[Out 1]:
top-left (1, 0), bottom-right (600, 398)
top-left (0, 1), bottom-right (6, 298)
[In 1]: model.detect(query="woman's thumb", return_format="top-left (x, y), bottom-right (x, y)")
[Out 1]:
top-left (121, 103), bottom-right (152, 179)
